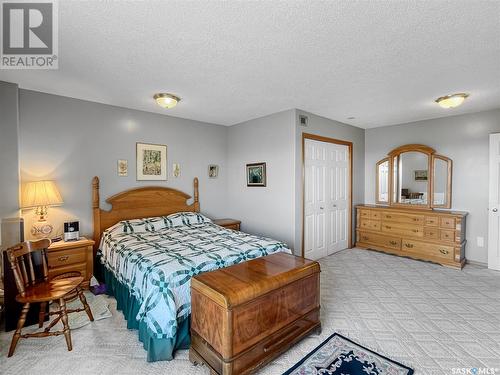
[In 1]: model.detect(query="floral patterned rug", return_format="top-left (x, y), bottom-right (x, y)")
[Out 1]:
top-left (283, 333), bottom-right (414, 375)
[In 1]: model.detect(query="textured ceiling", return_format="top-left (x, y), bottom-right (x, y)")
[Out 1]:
top-left (1, 0), bottom-right (499, 128)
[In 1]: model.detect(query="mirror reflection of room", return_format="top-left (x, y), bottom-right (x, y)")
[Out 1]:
top-left (397, 151), bottom-right (429, 205)
top-left (377, 160), bottom-right (389, 203)
top-left (434, 158), bottom-right (448, 205)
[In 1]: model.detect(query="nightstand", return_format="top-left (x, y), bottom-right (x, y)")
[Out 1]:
top-left (48, 238), bottom-right (94, 289)
top-left (213, 219), bottom-right (241, 231)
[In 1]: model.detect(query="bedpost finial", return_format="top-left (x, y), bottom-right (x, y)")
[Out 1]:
top-left (194, 177), bottom-right (199, 202)
top-left (92, 176), bottom-right (100, 208)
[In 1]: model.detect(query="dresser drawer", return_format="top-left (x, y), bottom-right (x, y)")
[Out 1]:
top-left (424, 228), bottom-right (439, 239)
top-left (358, 231), bottom-right (401, 249)
top-left (425, 216), bottom-right (439, 226)
top-left (360, 219), bottom-right (381, 231)
top-left (381, 222), bottom-right (424, 238)
top-left (440, 217), bottom-right (456, 229)
top-left (401, 239), bottom-right (454, 259)
top-left (440, 229), bottom-right (455, 242)
top-left (47, 247), bottom-right (87, 268)
top-left (359, 209), bottom-right (370, 219)
top-left (370, 211), bottom-right (381, 220)
top-left (383, 212), bottom-right (424, 225)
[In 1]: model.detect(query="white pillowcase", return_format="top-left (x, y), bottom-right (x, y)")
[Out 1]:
top-left (105, 212), bottom-right (212, 234)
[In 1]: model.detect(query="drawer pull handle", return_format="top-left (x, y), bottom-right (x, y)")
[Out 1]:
top-left (404, 243), bottom-right (414, 248)
top-left (439, 249), bottom-right (449, 255)
top-left (386, 215), bottom-right (392, 218)
top-left (413, 218), bottom-right (418, 221)
top-left (385, 226), bottom-right (392, 229)
top-left (389, 241), bottom-right (398, 245)
top-left (412, 229), bottom-right (418, 233)
top-left (362, 236), bottom-right (369, 241)
top-left (57, 256), bottom-right (69, 262)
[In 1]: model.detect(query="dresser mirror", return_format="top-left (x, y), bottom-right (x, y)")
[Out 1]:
top-left (394, 151), bottom-right (430, 206)
top-left (432, 155), bottom-right (452, 208)
top-left (375, 158), bottom-right (389, 204)
top-left (377, 144), bottom-right (452, 209)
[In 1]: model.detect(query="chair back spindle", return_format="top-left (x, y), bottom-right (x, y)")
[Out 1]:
top-left (6, 239), bottom-right (51, 296)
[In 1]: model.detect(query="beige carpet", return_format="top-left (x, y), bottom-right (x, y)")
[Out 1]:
top-left (1, 248), bottom-right (499, 375)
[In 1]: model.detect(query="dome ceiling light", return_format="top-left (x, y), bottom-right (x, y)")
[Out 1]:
top-left (154, 93), bottom-right (181, 109)
top-left (435, 93), bottom-right (469, 109)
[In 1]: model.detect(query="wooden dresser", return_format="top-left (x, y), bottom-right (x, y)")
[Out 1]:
top-left (356, 205), bottom-right (467, 268)
top-left (47, 238), bottom-right (94, 288)
top-left (190, 252), bottom-right (321, 375)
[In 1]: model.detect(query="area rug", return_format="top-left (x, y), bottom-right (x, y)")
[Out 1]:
top-left (49, 292), bottom-right (112, 329)
top-left (283, 333), bottom-right (414, 375)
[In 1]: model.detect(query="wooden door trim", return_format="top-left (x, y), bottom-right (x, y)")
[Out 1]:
top-left (301, 133), bottom-right (353, 258)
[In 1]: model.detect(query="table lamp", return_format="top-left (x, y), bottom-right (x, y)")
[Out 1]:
top-left (20, 180), bottom-right (63, 237)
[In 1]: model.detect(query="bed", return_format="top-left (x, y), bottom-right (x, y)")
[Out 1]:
top-left (91, 177), bottom-right (290, 361)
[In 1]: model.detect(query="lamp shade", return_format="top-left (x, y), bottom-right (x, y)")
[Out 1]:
top-left (21, 180), bottom-right (63, 209)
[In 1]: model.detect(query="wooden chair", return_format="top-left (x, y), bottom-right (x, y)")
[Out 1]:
top-left (5, 239), bottom-right (94, 357)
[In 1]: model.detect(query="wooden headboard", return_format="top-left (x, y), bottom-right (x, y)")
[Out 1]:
top-left (92, 176), bottom-right (199, 253)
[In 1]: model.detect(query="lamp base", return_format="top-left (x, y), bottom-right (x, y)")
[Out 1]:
top-left (31, 222), bottom-right (53, 238)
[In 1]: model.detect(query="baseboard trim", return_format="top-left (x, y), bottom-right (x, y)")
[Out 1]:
top-left (465, 259), bottom-right (487, 268)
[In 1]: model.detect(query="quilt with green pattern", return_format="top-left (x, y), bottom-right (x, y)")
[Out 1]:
top-left (99, 212), bottom-right (290, 340)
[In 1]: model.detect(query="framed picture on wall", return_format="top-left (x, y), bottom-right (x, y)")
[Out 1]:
top-left (117, 159), bottom-right (128, 177)
top-left (208, 164), bottom-right (219, 178)
top-left (136, 142), bottom-right (167, 181)
top-left (246, 162), bottom-right (266, 187)
top-left (414, 169), bottom-right (428, 181)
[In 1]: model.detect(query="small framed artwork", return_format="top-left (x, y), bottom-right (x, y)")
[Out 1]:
top-left (414, 170), bottom-right (428, 181)
top-left (246, 162), bottom-right (266, 187)
top-left (172, 163), bottom-right (181, 178)
top-left (208, 164), bottom-right (219, 178)
top-left (136, 142), bottom-right (167, 181)
top-left (117, 159), bottom-right (128, 177)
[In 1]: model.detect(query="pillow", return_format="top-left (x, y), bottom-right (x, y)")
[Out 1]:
top-left (105, 212), bottom-right (212, 235)
top-left (163, 212), bottom-right (212, 228)
top-left (106, 216), bottom-right (168, 235)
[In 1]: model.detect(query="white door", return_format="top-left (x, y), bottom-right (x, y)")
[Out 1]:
top-left (488, 133), bottom-right (500, 270)
top-left (304, 138), bottom-right (350, 260)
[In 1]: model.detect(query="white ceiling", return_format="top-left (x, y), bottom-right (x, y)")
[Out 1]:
top-left (1, 0), bottom-right (499, 128)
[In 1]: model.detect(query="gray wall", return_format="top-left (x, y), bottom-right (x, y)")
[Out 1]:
top-left (18, 89), bottom-right (229, 239)
top-left (365, 109), bottom-right (500, 264)
top-left (226, 110), bottom-right (296, 249)
top-left (11, 84), bottom-right (498, 265)
top-left (0, 81), bottom-right (21, 246)
top-left (294, 110), bottom-right (366, 254)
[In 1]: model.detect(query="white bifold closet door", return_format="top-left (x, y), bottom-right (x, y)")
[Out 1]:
top-left (304, 138), bottom-right (349, 260)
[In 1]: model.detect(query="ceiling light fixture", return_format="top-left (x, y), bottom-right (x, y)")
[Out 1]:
top-left (154, 93), bottom-right (180, 109)
top-left (435, 93), bottom-right (469, 109)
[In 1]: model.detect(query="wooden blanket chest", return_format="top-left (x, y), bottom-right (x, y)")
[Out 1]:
top-left (190, 252), bottom-right (321, 375)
